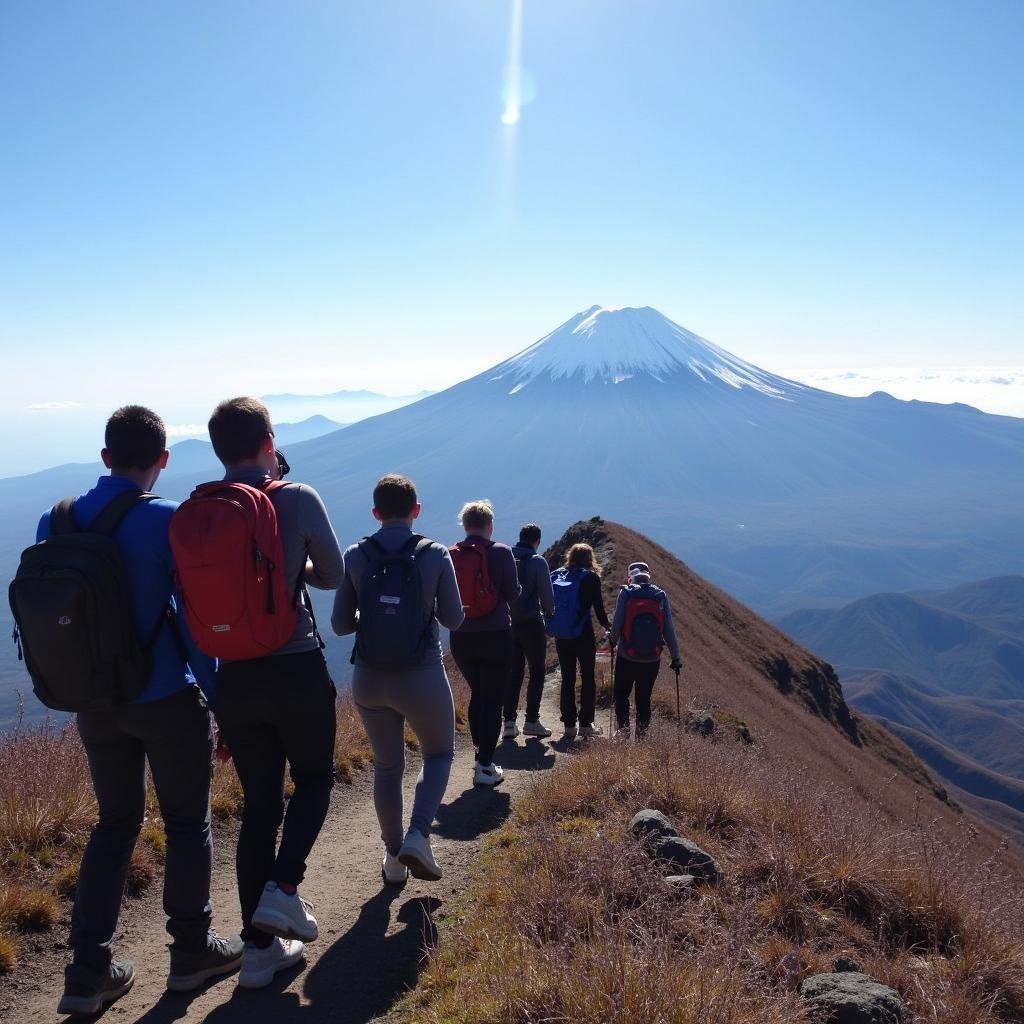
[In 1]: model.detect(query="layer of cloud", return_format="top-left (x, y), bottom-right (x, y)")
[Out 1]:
top-left (165, 423), bottom-right (207, 438)
top-left (27, 400), bottom-right (81, 411)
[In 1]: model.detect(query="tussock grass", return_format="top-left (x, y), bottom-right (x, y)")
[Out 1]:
top-left (411, 724), bottom-right (1024, 1024)
top-left (0, 933), bottom-right (17, 974)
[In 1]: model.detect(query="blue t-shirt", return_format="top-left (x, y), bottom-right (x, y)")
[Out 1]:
top-left (36, 474), bottom-right (217, 706)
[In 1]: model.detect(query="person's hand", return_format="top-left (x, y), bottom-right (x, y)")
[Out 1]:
top-left (670, 660), bottom-right (682, 673)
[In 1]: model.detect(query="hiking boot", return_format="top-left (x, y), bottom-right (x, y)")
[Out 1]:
top-left (398, 829), bottom-right (443, 881)
top-left (562, 724), bottom-right (578, 740)
top-left (382, 849), bottom-right (409, 886)
top-left (57, 960), bottom-right (135, 1015)
top-left (237, 937), bottom-right (305, 989)
top-left (252, 881), bottom-right (318, 942)
top-left (167, 932), bottom-right (244, 991)
top-left (523, 719), bottom-right (552, 738)
top-left (473, 762), bottom-right (505, 787)
top-left (580, 723), bottom-right (604, 738)
top-left (502, 719), bottom-right (520, 739)
top-left (613, 727), bottom-right (631, 741)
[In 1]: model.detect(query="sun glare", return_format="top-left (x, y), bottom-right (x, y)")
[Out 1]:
top-left (501, 0), bottom-right (523, 126)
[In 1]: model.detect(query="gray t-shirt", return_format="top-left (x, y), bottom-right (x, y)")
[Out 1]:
top-left (224, 467), bottom-right (344, 656)
top-left (332, 523), bottom-right (465, 667)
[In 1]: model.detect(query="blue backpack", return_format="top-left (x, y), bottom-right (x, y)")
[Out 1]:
top-left (353, 534), bottom-right (434, 670)
top-left (546, 567), bottom-right (589, 639)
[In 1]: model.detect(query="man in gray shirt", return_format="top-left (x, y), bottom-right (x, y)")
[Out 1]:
top-left (503, 523), bottom-right (556, 739)
top-left (207, 397), bottom-right (344, 989)
top-left (332, 475), bottom-right (463, 884)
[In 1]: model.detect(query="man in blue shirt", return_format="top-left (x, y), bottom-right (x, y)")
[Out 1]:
top-left (36, 407), bottom-right (242, 1016)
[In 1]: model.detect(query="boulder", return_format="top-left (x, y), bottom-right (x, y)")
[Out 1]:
top-left (685, 710), bottom-right (716, 737)
top-left (800, 971), bottom-right (908, 1024)
top-left (663, 874), bottom-right (697, 890)
top-left (628, 809), bottom-right (679, 842)
top-left (652, 836), bottom-right (721, 883)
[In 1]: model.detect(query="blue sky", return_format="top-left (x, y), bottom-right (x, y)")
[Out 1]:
top-left (1, 0), bottom-right (1022, 470)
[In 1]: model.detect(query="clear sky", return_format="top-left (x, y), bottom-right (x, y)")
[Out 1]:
top-left (1, 0), bottom-right (1022, 462)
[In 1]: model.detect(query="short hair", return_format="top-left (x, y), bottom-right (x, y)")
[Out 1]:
top-left (374, 474), bottom-right (418, 519)
top-left (459, 499), bottom-right (494, 532)
top-left (519, 523), bottom-right (542, 546)
top-left (565, 542), bottom-right (601, 576)
top-left (208, 397), bottom-right (273, 466)
top-left (104, 405), bottom-right (166, 471)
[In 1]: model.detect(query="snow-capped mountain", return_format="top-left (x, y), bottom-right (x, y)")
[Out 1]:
top-left (490, 305), bottom-right (800, 398)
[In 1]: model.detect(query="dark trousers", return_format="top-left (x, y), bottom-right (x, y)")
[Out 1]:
top-left (450, 629), bottom-right (512, 766)
top-left (613, 656), bottom-right (661, 735)
top-left (217, 649), bottom-right (337, 945)
top-left (504, 617), bottom-right (548, 722)
top-left (556, 629), bottom-right (597, 727)
top-left (73, 686), bottom-right (214, 970)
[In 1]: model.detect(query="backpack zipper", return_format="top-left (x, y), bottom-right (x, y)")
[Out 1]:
top-left (254, 544), bottom-right (277, 614)
top-left (11, 624), bottom-right (22, 661)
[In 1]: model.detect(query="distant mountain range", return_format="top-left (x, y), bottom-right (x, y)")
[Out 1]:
top-left (779, 576), bottom-right (1024, 828)
top-left (1, 306), bottom-right (1022, 726)
top-left (262, 389), bottom-right (432, 424)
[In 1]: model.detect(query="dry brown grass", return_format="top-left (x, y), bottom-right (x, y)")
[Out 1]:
top-left (0, 932), bottom-right (17, 974)
top-left (410, 725), bottom-right (1024, 1024)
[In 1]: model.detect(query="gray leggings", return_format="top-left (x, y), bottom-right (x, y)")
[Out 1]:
top-left (352, 662), bottom-right (456, 855)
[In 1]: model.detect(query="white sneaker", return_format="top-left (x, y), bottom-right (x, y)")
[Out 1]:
top-left (523, 719), bottom-right (552, 738)
top-left (251, 882), bottom-right (318, 942)
top-left (562, 725), bottom-right (578, 740)
top-left (580, 723), bottom-right (604, 738)
top-left (473, 762), bottom-right (505, 787)
top-left (398, 829), bottom-right (443, 881)
top-left (382, 849), bottom-right (409, 885)
top-left (238, 937), bottom-right (305, 989)
top-left (502, 719), bottom-right (520, 739)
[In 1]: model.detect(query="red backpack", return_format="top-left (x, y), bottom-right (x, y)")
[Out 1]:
top-left (170, 480), bottom-right (298, 659)
top-left (621, 584), bottom-right (667, 659)
top-left (449, 539), bottom-right (499, 619)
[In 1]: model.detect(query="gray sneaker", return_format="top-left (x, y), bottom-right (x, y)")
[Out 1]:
top-left (562, 725), bottom-right (578, 740)
top-left (580, 723), bottom-right (604, 738)
top-left (523, 719), bottom-right (553, 738)
top-left (58, 960), bottom-right (135, 1016)
top-left (167, 932), bottom-right (244, 991)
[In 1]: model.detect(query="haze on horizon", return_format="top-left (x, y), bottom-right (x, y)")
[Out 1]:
top-left (1, 0), bottom-right (1022, 474)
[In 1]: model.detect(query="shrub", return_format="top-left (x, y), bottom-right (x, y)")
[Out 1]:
top-left (11, 890), bottom-right (58, 932)
top-left (126, 845), bottom-right (158, 896)
top-left (53, 864), bottom-right (78, 897)
top-left (0, 933), bottom-right (17, 974)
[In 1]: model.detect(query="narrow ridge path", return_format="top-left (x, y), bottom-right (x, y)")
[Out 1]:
top-left (13, 686), bottom-right (578, 1024)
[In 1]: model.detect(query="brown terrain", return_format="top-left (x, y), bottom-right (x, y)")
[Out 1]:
top-left (2, 517), bottom-right (1020, 1023)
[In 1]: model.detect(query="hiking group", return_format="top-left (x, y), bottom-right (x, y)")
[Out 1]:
top-left (8, 399), bottom-right (681, 1016)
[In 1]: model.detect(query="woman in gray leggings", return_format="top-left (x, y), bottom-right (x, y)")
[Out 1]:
top-left (331, 475), bottom-right (465, 883)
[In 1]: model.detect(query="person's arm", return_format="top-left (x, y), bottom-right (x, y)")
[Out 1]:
top-left (36, 510), bottom-right (51, 544)
top-left (498, 545), bottom-right (521, 603)
top-left (610, 589), bottom-right (626, 644)
top-left (537, 556), bottom-right (555, 617)
top-left (331, 548), bottom-right (359, 636)
top-left (435, 548), bottom-right (466, 631)
top-left (178, 607), bottom-right (218, 707)
top-left (298, 485), bottom-right (344, 590)
top-left (662, 595), bottom-right (682, 666)
top-left (589, 574), bottom-right (611, 630)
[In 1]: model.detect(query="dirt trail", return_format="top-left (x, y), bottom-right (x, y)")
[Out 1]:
top-left (10, 687), bottom-right (575, 1024)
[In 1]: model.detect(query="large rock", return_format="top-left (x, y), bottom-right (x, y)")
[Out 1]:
top-left (652, 836), bottom-right (721, 883)
top-left (685, 710), bottom-right (716, 737)
top-left (800, 971), bottom-right (908, 1024)
top-left (628, 809), bottom-right (679, 842)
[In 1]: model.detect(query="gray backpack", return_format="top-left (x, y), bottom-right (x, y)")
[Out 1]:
top-left (353, 534), bottom-right (434, 670)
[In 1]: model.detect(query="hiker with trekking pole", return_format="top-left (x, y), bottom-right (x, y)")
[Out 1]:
top-left (609, 561), bottom-right (682, 739)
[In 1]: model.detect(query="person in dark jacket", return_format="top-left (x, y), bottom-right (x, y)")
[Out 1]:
top-left (610, 561), bottom-right (682, 738)
top-left (553, 542), bottom-right (610, 739)
top-left (449, 500), bottom-right (521, 787)
top-left (503, 523), bottom-right (556, 740)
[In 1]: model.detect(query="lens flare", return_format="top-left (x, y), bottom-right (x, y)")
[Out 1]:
top-left (501, 0), bottom-right (523, 126)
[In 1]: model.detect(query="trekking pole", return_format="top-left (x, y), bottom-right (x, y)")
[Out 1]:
top-left (674, 662), bottom-right (682, 746)
top-left (608, 640), bottom-right (616, 737)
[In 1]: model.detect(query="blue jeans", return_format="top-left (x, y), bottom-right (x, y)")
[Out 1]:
top-left (73, 685), bottom-right (214, 969)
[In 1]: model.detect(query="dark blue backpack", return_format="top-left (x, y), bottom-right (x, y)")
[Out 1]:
top-left (546, 567), bottom-right (589, 639)
top-left (353, 534), bottom-right (434, 670)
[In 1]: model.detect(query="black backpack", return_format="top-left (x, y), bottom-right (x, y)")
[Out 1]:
top-left (9, 490), bottom-right (170, 712)
top-left (510, 551), bottom-right (538, 621)
top-left (352, 534), bottom-right (434, 671)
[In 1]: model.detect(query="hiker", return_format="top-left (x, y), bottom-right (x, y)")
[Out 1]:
top-left (610, 561), bottom-right (682, 738)
top-left (332, 475), bottom-right (463, 884)
top-left (547, 542), bottom-right (610, 739)
top-left (174, 397), bottom-right (343, 989)
top-left (448, 500), bottom-right (521, 787)
top-left (12, 406), bottom-right (241, 1016)
top-left (503, 523), bottom-right (556, 739)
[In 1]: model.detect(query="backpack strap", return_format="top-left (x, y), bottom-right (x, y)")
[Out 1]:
top-left (88, 490), bottom-right (159, 536)
top-left (49, 497), bottom-right (78, 536)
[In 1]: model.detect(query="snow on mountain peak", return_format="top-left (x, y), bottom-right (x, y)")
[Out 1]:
top-left (489, 306), bottom-right (797, 398)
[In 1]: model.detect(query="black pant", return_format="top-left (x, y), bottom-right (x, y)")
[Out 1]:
top-left (73, 686), bottom-right (214, 970)
top-left (556, 629), bottom-right (597, 727)
top-left (613, 656), bottom-right (661, 734)
top-left (504, 618), bottom-right (547, 722)
top-left (450, 629), bottom-right (513, 766)
top-left (217, 649), bottom-right (337, 945)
